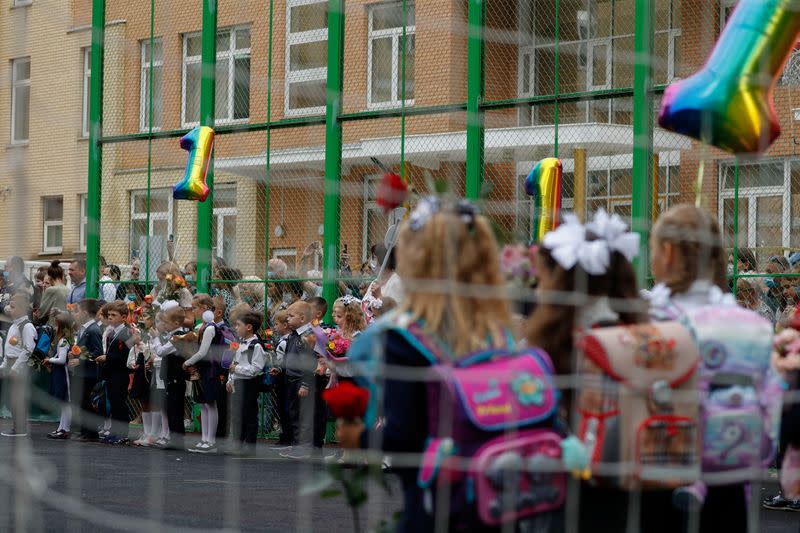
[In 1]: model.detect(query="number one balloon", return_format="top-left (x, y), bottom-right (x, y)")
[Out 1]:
top-left (173, 126), bottom-right (214, 202)
top-left (658, 0), bottom-right (800, 154)
top-left (525, 158), bottom-right (563, 243)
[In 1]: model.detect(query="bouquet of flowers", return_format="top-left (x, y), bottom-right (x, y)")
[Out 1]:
top-left (157, 274), bottom-right (188, 302)
top-left (500, 243), bottom-right (538, 288)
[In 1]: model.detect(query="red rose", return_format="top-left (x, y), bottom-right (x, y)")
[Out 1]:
top-left (321, 381), bottom-right (369, 420)
top-left (375, 171), bottom-right (408, 213)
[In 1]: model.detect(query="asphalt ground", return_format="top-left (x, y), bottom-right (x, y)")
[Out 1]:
top-left (0, 422), bottom-right (798, 532)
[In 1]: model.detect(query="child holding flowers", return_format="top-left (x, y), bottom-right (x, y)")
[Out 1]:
top-left (0, 293), bottom-right (37, 437)
top-left (327, 295), bottom-right (366, 381)
top-left (46, 311), bottom-right (76, 440)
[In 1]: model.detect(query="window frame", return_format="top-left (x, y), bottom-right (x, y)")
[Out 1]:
top-left (140, 37), bottom-right (164, 132)
top-left (181, 27), bottom-right (251, 127)
top-left (367, 2), bottom-right (415, 110)
top-left (13, 0), bottom-right (32, 6)
top-left (11, 57), bottom-right (31, 145)
top-left (79, 193), bottom-right (88, 252)
top-left (129, 188), bottom-right (175, 260)
top-left (82, 48), bottom-right (91, 138)
top-left (285, 0), bottom-right (329, 117)
top-left (42, 196), bottom-right (64, 254)
top-left (212, 184), bottom-right (238, 265)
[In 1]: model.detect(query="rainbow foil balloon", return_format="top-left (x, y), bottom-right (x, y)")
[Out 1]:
top-left (658, 0), bottom-right (800, 154)
top-left (525, 157), bottom-right (562, 242)
top-left (173, 126), bottom-right (214, 202)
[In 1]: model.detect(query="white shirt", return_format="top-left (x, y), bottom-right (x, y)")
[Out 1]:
top-left (0, 316), bottom-right (37, 374)
top-left (228, 335), bottom-right (266, 383)
top-left (274, 333), bottom-right (290, 368)
top-left (48, 339), bottom-right (70, 366)
top-left (149, 335), bottom-right (165, 389)
top-left (184, 324), bottom-right (216, 366)
top-left (100, 275), bottom-right (117, 303)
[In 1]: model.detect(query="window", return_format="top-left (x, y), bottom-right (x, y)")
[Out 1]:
top-left (11, 58), bottom-right (31, 144)
top-left (368, 3), bottom-right (415, 108)
top-left (212, 185), bottom-right (237, 266)
top-left (286, 0), bottom-right (328, 115)
top-left (272, 248), bottom-right (297, 272)
top-left (79, 194), bottom-right (88, 252)
top-left (140, 38), bottom-right (164, 131)
top-left (82, 48), bottom-right (91, 137)
top-left (13, 0), bottom-right (32, 6)
top-left (42, 197), bottom-right (64, 254)
top-left (182, 27), bottom-right (250, 126)
top-left (130, 189), bottom-right (175, 265)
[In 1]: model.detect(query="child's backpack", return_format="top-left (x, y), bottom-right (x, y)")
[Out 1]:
top-left (681, 304), bottom-right (781, 482)
top-left (398, 321), bottom-right (566, 528)
top-left (32, 324), bottom-right (54, 360)
top-left (241, 336), bottom-right (276, 389)
top-left (575, 321), bottom-right (701, 490)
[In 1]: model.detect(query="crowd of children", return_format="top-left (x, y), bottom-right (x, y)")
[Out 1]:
top-left (0, 198), bottom-right (798, 532)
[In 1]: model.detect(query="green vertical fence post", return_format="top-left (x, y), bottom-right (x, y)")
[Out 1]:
top-left (196, 0), bottom-right (217, 295)
top-left (322, 0), bottom-right (346, 317)
top-left (86, 0), bottom-right (106, 299)
top-left (263, 0), bottom-right (275, 326)
top-left (465, 0), bottom-right (485, 200)
top-left (632, 0), bottom-right (655, 285)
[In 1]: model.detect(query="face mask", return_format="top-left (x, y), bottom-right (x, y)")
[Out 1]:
top-left (282, 292), bottom-right (293, 304)
top-left (766, 279), bottom-right (778, 290)
top-left (125, 294), bottom-right (136, 302)
top-left (369, 258), bottom-right (377, 270)
top-left (726, 263), bottom-right (734, 276)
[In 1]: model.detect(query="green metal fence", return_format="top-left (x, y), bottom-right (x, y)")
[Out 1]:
top-left (85, 0), bottom-right (800, 320)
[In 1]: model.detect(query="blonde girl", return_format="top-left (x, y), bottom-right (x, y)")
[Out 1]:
top-left (332, 296), bottom-right (367, 340)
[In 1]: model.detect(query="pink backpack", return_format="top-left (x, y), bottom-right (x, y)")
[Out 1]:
top-left (398, 322), bottom-right (566, 528)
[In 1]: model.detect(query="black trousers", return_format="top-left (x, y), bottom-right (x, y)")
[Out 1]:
top-left (165, 379), bottom-right (185, 447)
top-left (71, 373), bottom-right (98, 438)
top-left (230, 378), bottom-right (259, 445)
top-left (108, 372), bottom-right (130, 439)
top-left (287, 376), bottom-right (327, 448)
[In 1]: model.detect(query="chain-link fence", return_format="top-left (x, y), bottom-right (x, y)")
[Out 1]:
top-left (2, 0), bottom-right (800, 530)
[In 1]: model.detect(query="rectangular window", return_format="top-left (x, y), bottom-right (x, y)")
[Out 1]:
top-left (286, 0), bottom-right (328, 115)
top-left (11, 57), bottom-right (31, 144)
top-left (212, 185), bottom-right (237, 266)
top-left (182, 27), bottom-right (250, 126)
top-left (13, 0), bottom-right (32, 6)
top-left (42, 197), bottom-right (64, 253)
top-left (79, 194), bottom-right (88, 252)
top-left (130, 188), bottom-right (175, 265)
top-left (140, 38), bottom-right (164, 131)
top-left (368, 3), bottom-right (415, 108)
top-left (82, 48), bottom-right (91, 137)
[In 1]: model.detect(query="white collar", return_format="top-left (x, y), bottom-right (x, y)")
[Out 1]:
top-left (169, 327), bottom-right (184, 336)
top-left (113, 323), bottom-right (126, 334)
top-left (82, 319), bottom-right (96, 330)
top-left (12, 316), bottom-right (28, 326)
top-left (241, 335), bottom-right (258, 345)
top-left (576, 297), bottom-right (620, 329)
top-left (295, 323), bottom-right (312, 336)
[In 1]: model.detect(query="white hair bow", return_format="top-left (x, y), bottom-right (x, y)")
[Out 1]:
top-left (543, 210), bottom-right (640, 276)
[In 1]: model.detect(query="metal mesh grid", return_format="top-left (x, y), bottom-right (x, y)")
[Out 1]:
top-left (1, 0), bottom-right (799, 531)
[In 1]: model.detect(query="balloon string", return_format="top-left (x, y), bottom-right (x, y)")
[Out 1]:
top-left (694, 159), bottom-right (705, 208)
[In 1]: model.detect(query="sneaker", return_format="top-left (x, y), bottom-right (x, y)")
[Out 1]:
top-left (188, 441), bottom-right (207, 453)
top-left (763, 494), bottom-right (790, 510)
top-left (280, 447), bottom-right (311, 460)
top-left (1, 430), bottom-right (27, 437)
top-left (195, 443), bottom-right (218, 454)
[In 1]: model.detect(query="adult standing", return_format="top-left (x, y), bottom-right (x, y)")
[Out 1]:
top-left (67, 259), bottom-right (88, 305)
top-left (0, 256), bottom-right (34, 332)
top-left (37, 261), bottom-right (69, 326)
top-left (116, 259), bottom-right (146, 302)
top-left (362, 244), bottom-right (403, 322)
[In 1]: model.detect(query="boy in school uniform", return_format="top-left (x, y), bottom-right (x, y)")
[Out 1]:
top-left (308, 297), bottom-right (332, 329)
top-left (226, 310), bottom-right (266, 455)
top-left (280, 301), bottom-right (324, 459)
top-left (0, 293), bottom-right (37, 437)
top-left (268, 309), bottom-right (292, 449)
top-left (70, 299), bottom-right (104, 442)
top-left (150, 305), bottom-right (189, 450)
top-left (95, 301), bottom-right (132, 444)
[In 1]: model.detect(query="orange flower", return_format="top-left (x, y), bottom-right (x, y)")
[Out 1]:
top-left (70, 345), bottom-right (82, 357)
top-left (165, 274), bottom-right (174, 282)
top-left (311, 319), bottom-right (321, 327)
top-left (127, 302), bottom-right (136, 311)
top-left (230, 342), bottom-right (240, 351)
top-left (174, 276), bottom-right (186, 287)
top-left (9, 336), bottom-right (18, 346)
top-left (144, 295), bottom-right (153, 304)
top-left (66, 304), bottom-right (76, 312)
top-left (264, 328), bottom-right (273, 338)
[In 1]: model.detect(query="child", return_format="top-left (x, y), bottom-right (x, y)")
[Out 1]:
top-left (150, 306), bottom-right (189, 450)
top-left (308, 296), bottom-right (330, 328)
top-left (269, 309), bottom-right (293, 449)
top-left (46, 311), bottom-right (75, 439)
top-left (0, 293), bottom-right (37, 437)
top-left (147, 312), bottom-right (170, 446)
top-left (183, 294), bottom-right (222, 453)
top-left (128, 313), bottom-right (156, 446)
top-left (280, 301), bottom-right (320, 459)
top-left (369, 296), bottom-right (397, 320)
top-left (329, 295), bottom-right (366, 380)
top-left (95, 300), bottom-right (132, 444)
top-left (646, 204), bottom-right (778, 533)
top-left (226, 310), bottom-right (266, 454)
top-left (71, 299), bottom-right (104, 442)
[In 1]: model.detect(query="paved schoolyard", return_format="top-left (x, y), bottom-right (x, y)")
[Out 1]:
top-left (0, 422), bottom-right (797, 532)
